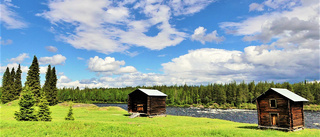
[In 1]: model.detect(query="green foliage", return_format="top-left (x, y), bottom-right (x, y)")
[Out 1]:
top-left (25, 56), bottom-right (41, 104)
top-left (42, 65), bottom-right (58, 106)
top-left (14, 87), bottom-right (37, 121)
top-left (56, 80), bottom-right (320, 107)
top-left (37, 91), bottom-right (52, 121)
top-left (1, 65), bottom-right (23, 103)
top-left (1, 67), bottom-right (14, 104)
top-left (43, 65), bottom-right (51, 99)
top-left (65, 105), bottom-right (74, 121)
top-left (14, 64), bottom-right (22, 100)
top-left (50, 67), bottom-right (58, 105)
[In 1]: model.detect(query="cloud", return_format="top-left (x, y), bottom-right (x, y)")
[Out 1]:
top-left (39, 54), bottom-right (66, 65)
top-left (38, 0), bottom-right (215, 54)
top-left (0, 1), bottom-right (27, 29)
top-left (249, 3), bottom-right (264, 11)
top-left (242, 17), bottom-right (319, 43)
top-left (191, 26), bottom-right (225, 44)
top-left (9, 53), bottom-right (29, 63)
top-left (58, 41), bottom-right (319, 88)
top-left (168, 0), bottom-right (216, 16)
top-left (249, 0), bottom-right (300, 12)
top-left (58, 75), bottom-right (72, 83)
top-left (162, 45), bottom-right (319, 84)
top-left (1, 63), bottom-right (49, 75)
top-left (45, 46), bottom-right (58, 52)
top-left (220, 0), bottom-right (318, 36)
top-left (0, 63), bottom-right (29, 73)
top-left (88, 56), bottom-right (137, 75)
top-left (162, 48), bottom-right (253, 84)
top-left (77, 57), bottom-right (84, 60)
top-left (0, 37), bottom-right (13, 45)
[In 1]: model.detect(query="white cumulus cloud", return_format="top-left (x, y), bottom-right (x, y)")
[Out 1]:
top-left (88, 56), bottom-right (137, 75)
top-left (9, 53), bottom-right (29, 63)
top-left (39, 54), bottom-right (66, 65)
top-left (191, 26), bottom-right (225, 44)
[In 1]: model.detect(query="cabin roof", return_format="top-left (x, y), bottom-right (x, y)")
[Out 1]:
top-left (131, 88), bottom-right (167, 96)
top-left (255, 88), bottom-right (308, 102)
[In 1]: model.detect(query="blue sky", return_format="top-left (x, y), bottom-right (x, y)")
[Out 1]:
top-left (1, 0), bottom-right (319, 88)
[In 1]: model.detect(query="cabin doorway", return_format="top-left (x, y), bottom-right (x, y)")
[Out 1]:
top-left (271, 114), bottom-right (278, 126)
top-left (137, 104), bottom-right (144, 113)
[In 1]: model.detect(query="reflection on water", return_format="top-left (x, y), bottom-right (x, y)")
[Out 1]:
top-left (94, 103), bottom-right (320, 129)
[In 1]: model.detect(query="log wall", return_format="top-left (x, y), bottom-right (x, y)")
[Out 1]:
top-left (258, 91), bottom-right (289, 128)
top-left (148, 96), bottom-right (166, 115)
top-left (128, 91), bottom-right (148, 113)
top-left (128, 90), bottom-right (167, 115)
top-left (290, 101), bottom-right (304, 128)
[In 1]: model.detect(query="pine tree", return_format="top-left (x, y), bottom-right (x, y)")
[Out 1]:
top-left (65, 105), bottom-right (75, 121)
top-left (14, 87), bottom-right (37, 121)
top-left (14, 64), bottom-right (22, 99)
top-left (1, 67), bottom-right (14, 104)
top-left (37, 90), bottom-right (52, 121)
top-left (25, 56), bottom-right (41, 104)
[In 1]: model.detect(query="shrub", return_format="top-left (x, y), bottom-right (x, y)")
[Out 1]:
top-left (65, 105), bottom-right (75, 121)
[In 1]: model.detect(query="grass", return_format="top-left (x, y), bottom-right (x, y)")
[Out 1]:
top-left (1, 101), bottom-right (319, 137)
top-left (304, 104), bottom-right (320, 111)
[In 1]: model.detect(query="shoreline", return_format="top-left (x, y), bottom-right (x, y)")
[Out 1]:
top-left (92, 102), bottom-right (320, 112)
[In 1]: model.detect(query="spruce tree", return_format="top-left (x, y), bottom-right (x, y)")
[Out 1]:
top-left (25, 56), bottom-right (41, 104)
top-left (37, 90), bottom-right (52, 121)
top-left (1, 67), bottom-right (14, 104)
top-left (10, 68), bottom-right (15, 84)
top-left (43, 65), bottom-right (52, 104)
top-left (14, 64), bottom-right (22, 99)
top-left (50, 67), bottom-right (58, 105)
top-left (14, 87), bottom-right (37, 121)
top-left (65, 105), bottom-right (75, 121)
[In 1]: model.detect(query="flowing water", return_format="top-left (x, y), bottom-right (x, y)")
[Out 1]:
top-left (94, 103), bottom-right (320, 129)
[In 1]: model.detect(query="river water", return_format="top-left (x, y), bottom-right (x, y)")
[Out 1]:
top-left (94, 103), bottom-right (320, 129)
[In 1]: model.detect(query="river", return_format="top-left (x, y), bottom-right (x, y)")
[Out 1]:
top-left (94, 103), bottom-right (320, 129)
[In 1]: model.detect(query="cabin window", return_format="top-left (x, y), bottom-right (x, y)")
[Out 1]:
top-left (270, 99), bottom-right (277, 108)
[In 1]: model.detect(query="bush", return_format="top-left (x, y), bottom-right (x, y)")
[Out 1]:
top-left (182, 104), bottom-right (190, 108)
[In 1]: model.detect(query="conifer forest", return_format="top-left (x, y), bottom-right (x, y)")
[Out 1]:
top-left (56, 80), bottom-right (320, 106)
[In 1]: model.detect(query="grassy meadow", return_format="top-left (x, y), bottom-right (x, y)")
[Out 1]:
top-left (1, 101), bottom-right (319, 137)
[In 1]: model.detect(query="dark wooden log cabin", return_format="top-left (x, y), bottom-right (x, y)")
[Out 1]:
top-left (254, 88), bottom-right (308, 131)
top-left (128, 89), bottom-right (167, 116)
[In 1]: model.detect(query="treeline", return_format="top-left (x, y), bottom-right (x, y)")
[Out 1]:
top-left (57, 80), bottom-right (320, 105)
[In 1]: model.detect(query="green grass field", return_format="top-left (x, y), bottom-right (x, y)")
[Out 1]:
top-left (1, 102), bottom-right (319, 137)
